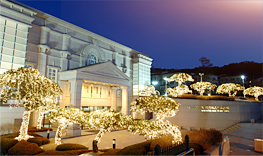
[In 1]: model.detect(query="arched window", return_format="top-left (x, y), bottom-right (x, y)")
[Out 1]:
top-left (88, 54), bottom-right (97, 65)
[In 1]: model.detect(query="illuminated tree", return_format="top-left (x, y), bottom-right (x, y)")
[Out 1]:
top-left (168, 73), bottom-right (194, 86)
top-left (190, 82), bottom-right (217, 96)
top-left (165, 85), bottom-right (192, 97)
top-left (244, 86), bottom-right (263, 101)
top-left (0, 67), bottom-right (62, 141)
top-left (216, 83), bottom-right (245, 97)
top-left (47, 107), bottom-right (86, 145)
top-left (36, 104), bottom-right (60, 130)
top-left (139, 85), bottom-right (160, 96)
top-left (130, 95), bottom-right (182, 144)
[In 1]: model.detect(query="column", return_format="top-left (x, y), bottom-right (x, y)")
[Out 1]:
top-left (67, 79), bottom-right (83, 137)
top-left (40, 26), bottom-right (50, 45)
top-left (37, 45), bottom-right (50, 76)
top-left (121, 86), bottom-right (130, 115)
top-left (62, 34), bottom-right (71, 51)
top-left (111, 87), bottom-right (118, 111)
top-left (60, 51), bottom-right (71, 71)
top-left (69, 79), bottom-right (83, 109)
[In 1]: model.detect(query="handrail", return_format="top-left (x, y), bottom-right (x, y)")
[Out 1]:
top-left (178, 148), bottom-right (195, 156)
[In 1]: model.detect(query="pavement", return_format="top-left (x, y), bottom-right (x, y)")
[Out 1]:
top-left (225, 123), bottom-right (263, 156)
top-left (61, 123), bottom-right (263, 155)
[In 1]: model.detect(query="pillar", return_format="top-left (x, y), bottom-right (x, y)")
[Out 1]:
top-left (62, 34), bottom-right (71, 51)
top-left (111, 87), bottom-right (118, 111)
top-left (40, 26), bottom-right (50, 45)
top-left (60, 51), bottom-right (71, 71)
top-left (67, 79), bottom-right (83, 137)
top-left (69, 79), bottom-right (83, 109)
top-left (37, 45), bottom-right (50, 76)
top-left (121, 86), bottom-right (130, 115)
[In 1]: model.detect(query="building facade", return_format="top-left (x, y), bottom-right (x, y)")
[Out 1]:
top-left (0, 0), bottom-right (152, 115)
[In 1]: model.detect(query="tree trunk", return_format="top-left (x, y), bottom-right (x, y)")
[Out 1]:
top-left (55, 120), bottom-right (68, 145)
top-left (36, 111), bottom-right (44, 130)
top-left (15, 110), bottom-right (33, 141)
top-left (94, 129), bottom-right (107, 142)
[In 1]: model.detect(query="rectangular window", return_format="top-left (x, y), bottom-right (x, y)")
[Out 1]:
top-left (47, 67), bottom-right (57, 82)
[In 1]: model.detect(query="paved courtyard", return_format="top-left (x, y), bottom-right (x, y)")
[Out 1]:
top-left (61, 123), bottom-right (263, 155)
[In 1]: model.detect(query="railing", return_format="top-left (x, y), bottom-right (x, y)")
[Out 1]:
top-left (147, 135), bottom-right (195, 155)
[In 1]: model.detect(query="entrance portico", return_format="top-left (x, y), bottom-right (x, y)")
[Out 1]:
top-left (59, 61), bottom-right (132, 115)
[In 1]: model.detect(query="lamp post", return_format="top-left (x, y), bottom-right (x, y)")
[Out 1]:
top-left (152, 81), bottom-right (158, 86)
top-left (241, 75), bottom-right (245, 86)
top-left (199, 73), bottom-right (204, 82)
top-left (164, 77), bottom-right (168, 96)
top-left (241, 75), bottom-right (245, 98)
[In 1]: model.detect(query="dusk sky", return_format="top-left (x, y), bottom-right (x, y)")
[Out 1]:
top-left (17, 0), bottom-right (263, 69)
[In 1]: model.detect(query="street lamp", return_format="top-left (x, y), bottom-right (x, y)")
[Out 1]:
top-left (152, 81), bottom-right (158, 86)
top-left (199, 73), bottom-right (204, 82)
top-left (241, 75), bottom-right (245, 86)
top-left (164, 77), bottom-right (169, 96)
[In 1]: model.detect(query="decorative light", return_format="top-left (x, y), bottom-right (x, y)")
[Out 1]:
top-left (130, 95), bottom-right (182, 144)
top-left (139, 85), bottom-right (160, 96)
top-left (152, 81), bottom-right (158, 86)
top-left (168, 73), bottom-right (194, 86)
top-left (216, 83), bottom-right (245, 97)
top-left (165, 85), bottom-right (192, 97)
top-left (244, 86), bottom-right (263, 101)
top-left (0, 67), bottom-right (62, 141)
top-left (190, 82), bottom-right (217, 96)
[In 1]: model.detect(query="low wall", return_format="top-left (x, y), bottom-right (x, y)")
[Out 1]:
top-left (167, 99), bottom-right (263, 130)
top-left (203, 137), bottom-right (230, 155)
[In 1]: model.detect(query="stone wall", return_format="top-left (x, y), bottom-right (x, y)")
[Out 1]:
top-left (166, 99), bottom-right (263, 130)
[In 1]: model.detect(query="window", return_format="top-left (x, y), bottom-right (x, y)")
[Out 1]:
top-left (47, 67), bottom-right (57, 82)
top-left (88, 54), bottom-right (96, 65)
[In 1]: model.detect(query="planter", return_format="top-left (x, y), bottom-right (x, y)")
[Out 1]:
top-left (203, 137), bottom-right (230, 155)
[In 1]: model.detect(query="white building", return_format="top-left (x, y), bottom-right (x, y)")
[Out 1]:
top-left (0, 0), bottom-right (152, 116)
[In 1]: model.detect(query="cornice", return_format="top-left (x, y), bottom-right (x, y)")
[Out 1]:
top-left (0, 0), bottom-right (37, 17)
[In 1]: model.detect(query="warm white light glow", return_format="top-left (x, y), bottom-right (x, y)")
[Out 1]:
top-left (216, 83), bottom-right (245, 97)
top-left (190, 82), bottom-right (217, 96)
top-left (168, 73), bottom-right (194, 86)
top-left (244, 86), bottom-right (263, 101)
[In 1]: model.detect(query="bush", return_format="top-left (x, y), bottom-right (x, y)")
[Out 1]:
top-left (0, 137), bottom-right (18, 155)
top-left (182, 129), bottom-right (223, 151)
top-left (56, 143), bottom-right (89, 151)
top-left (37, 149), bottom-right (90, 155)
top-left (28, 136), bottom-right (50, 146)
top-left (8, 140), bottom-right (44, 155)
top-left (116, 140), bottom-right (152, 155)
top-left (149, 134), bottom-right (174, 151)
top-left (101, 149), bottom-right (122, 155)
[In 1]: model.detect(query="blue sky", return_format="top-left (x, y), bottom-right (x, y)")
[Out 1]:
top-left (17, 0), bottom-right (263, 69)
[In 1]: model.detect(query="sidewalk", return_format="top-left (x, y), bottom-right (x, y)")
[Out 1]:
top-left (225, 123), bottom-right (263, 155)
top-left (61, 129), bottom-right (146, 149)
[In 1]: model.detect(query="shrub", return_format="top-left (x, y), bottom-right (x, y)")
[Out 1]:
top-left (101, 149), bottom-right (122, 155)
top-left (149, 134), bottom-right (174, 151)
top-left (116, 140), bottom-right (152, 155)
top-left (56, 143), bottom-right (89, 151)
top-left (28, 136), bottom-right (50, 146)
top-left (8, 140), bottom-right (44, 155)
top-left (182, 129), bottom-right (223, 151)
top-left (37, 149), bottom-right (90, 155)
top-left (0, 137), bottom-right (18, 155)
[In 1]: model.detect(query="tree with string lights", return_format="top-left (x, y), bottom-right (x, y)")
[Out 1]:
top-left (168, 73), bottom-right (194, 86)
top-left (130, 95), bottom-right (182, 144)
top-left (216, 83), bottom-right (245, 97)
top-left (165, 85), bottom-right (192, 97)
top-left (139, 85), bottom-right (160, 96)
top-left (0, 67), bottom-right (62, 141)
top-left (190, 82), bottom-right (217, 96)
top-left (244, 86), bottom-right (263, 101)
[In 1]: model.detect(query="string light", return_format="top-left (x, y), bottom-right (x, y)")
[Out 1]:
top-left (130, 95), bottom-right (183, 144)
top-left (244, 86), bottom-right (263, 101)
top-left (190, 82), bottom-right (217, 96)
top-left (168, 73), bottom-right (194, 86)
top-left (165, 85), bottom-right (192, 97)
top-left (0, 67), bottom-right (62, 141)
top-left (216, 83), bottom-right (245, 97)
top-left (139, 85), bottom-right (160, 96)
